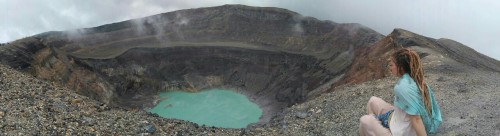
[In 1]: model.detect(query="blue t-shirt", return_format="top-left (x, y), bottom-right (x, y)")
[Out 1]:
top-left (393, 73), bottom-right (443, 134)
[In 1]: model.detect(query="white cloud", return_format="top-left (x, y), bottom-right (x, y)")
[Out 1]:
top-left (0, 0), bottom-right (499, 60)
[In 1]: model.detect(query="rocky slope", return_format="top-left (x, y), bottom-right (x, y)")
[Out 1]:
top-left (1, 4), bottom-right (500, 135)
top-left (0, 64), bottom-right (246, 135)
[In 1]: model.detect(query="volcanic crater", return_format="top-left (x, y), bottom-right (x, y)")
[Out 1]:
top-left (1, 4), bottom-right (384, 126)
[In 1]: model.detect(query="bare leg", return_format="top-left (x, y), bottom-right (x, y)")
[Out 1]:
top-left (359, 115), bottom-right (393, 136)
top-left (366, 96), bottom-right (394, 115)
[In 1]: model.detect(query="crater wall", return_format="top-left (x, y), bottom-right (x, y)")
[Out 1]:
top-left (29, 45), bottom-right (341, 123)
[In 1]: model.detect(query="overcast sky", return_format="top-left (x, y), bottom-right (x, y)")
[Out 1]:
top-left (1, 0), bottom-right (499, 60)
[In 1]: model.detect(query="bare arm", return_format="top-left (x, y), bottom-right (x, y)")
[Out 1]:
top-left (409, 115), bottom-right (427, 136)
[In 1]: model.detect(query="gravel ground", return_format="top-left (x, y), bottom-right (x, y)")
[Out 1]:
top-left (1, 45), bottom-right (499, 135)
top-left (0, 65), bottom-right (251, 135)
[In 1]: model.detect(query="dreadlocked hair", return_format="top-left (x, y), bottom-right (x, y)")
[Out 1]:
top-left (392, 48), bottom-right (432, 116)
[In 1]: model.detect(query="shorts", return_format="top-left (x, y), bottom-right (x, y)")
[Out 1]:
top-left (376, 109), bottom-right (394, 129)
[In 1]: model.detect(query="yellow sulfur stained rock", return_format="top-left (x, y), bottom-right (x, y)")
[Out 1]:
top-left (72, 98), bottom-right (82, 104)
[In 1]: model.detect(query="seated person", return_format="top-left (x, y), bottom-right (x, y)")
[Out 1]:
top-left (359, 48), bottom-right (442, 136)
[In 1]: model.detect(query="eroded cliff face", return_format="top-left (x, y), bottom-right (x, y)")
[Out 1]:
top-left (30, 44), bottom-right (115, 105)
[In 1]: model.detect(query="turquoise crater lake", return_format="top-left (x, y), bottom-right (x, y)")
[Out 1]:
top-left (148, 89), bottom-right (263, 128)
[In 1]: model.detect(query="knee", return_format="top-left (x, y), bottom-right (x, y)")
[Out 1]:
top-left (368, 96), bottom-right (380, 103)
top-left (359, 115), bottom-right (374, 126)
top-left (368, 96), bottom-right (380, 105)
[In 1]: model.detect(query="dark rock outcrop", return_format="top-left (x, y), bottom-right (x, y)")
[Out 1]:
top-left (0, 37), bottom-right (46, 70)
